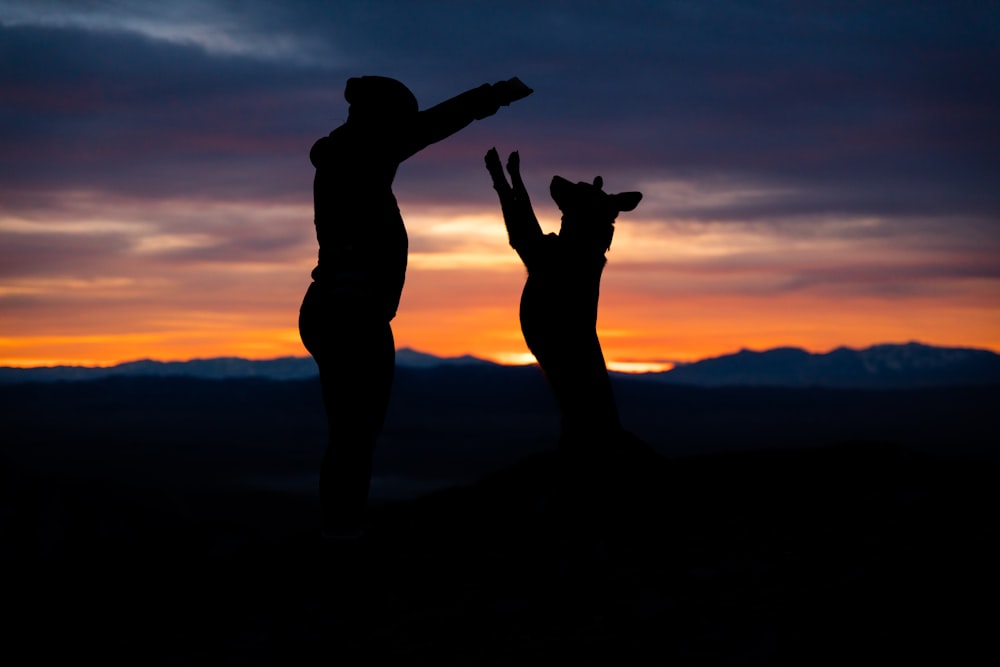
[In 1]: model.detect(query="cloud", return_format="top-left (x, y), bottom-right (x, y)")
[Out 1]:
top-left (0, 0), bottom-right (338, 64)
top-left (3, 2), bottom-right (998, 226)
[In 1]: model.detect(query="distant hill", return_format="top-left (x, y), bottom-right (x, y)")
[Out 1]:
top-left (1, 342), bottom-right (997, 388)
top-left (633, 341), bottom-right (1000, 388)
top-left (0, 347), bottom-right (497, 384)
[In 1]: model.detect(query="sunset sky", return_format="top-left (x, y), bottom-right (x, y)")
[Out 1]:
top-left (1, 1), bottom-right (998, 371)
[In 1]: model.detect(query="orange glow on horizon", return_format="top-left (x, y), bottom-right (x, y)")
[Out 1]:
top-left (4, 285), bottom-right (997, 369)
top-left (0, 330), bottom-right (306, 368)
top-left (607, 360), bottom-right (676, 373)
top-left (3, 203), bottom-right (999, 369)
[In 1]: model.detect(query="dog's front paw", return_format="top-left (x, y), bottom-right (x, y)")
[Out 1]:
top-left (506, 150), bottom-right (520, 175)
top-left (484, 146), bottom-right (501, 167)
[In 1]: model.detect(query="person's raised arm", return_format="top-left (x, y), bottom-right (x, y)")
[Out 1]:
top-left (399, 78), bottom-right (532, 160)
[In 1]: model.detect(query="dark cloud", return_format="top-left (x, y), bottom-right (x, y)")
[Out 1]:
top-left (1, 1), bottom-right (998, 266)
top-left (0, 229), bottom-right (133, 277)
top-left (0, 23), bottom-right (330, 202)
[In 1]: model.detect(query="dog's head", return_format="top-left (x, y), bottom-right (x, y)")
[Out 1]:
top-left (550, 175), bottom-right (642, 251)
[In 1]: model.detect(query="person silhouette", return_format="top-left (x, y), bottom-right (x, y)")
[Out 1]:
top-left (300, 76), bottom-right (533, 540)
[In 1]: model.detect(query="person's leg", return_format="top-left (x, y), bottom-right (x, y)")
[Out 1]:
top-left (316, 319), bottom-right (394, 537)
top-left (299, 283), bottom-right (396, 537)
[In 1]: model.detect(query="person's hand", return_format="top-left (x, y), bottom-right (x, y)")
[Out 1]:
top-left (494, 77), bottom-right (533, 105)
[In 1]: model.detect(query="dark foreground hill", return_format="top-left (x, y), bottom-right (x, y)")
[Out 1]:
top-left (4, 441), bottom-right (997, 665)
top-left (2, 372), bottom-right (998, 664)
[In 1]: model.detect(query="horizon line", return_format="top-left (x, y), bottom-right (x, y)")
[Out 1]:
top-left (2, 339), bottom-right (996, 372)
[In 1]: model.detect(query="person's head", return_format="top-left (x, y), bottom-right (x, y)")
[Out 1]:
top-left (344, 76), bottom-right (418, 126)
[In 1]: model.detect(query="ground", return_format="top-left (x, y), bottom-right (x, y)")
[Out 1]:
top-left (5, 440), bottom-right (996, 665)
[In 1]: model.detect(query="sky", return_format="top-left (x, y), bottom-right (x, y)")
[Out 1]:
top-left (1, 1), bottom-right (998, 371)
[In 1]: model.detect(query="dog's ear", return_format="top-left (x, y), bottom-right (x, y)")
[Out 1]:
top-left (611, 191), bottom-right (642, 213)
top-left (549, 175), bottom-right (575, 212)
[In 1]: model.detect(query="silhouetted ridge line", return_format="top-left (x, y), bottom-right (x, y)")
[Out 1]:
top-left (0, 348), bottom-right (497, 383)
top-left (1, 343), bottom-right (996, 387)
top-left (636, 341), bottom-right (1000, 388)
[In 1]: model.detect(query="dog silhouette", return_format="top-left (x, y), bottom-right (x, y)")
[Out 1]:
top-left (485, 148), bottom-right (642, 450)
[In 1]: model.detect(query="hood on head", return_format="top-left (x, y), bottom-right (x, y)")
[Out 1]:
top-left (345, 75), bottom-right (419, 120)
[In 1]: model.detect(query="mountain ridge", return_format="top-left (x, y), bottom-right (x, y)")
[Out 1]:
top-left (1, 341), bottom-right (998, 388)
top-left (636, 341), bottom-right (1000, 388)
